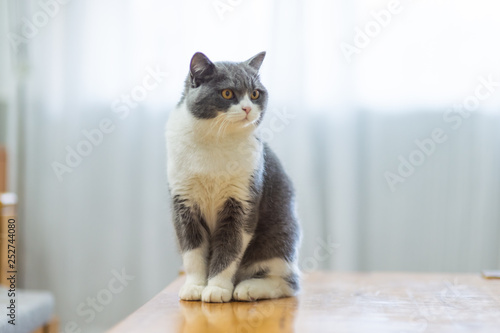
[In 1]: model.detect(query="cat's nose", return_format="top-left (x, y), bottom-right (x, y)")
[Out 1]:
top-left (242, 106), bottom-right (252, 114)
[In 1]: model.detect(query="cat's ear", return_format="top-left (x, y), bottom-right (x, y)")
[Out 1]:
top-left (245, 51), bottom-right (266, 71)
top-left (190, 52), bottom-right (215, 87)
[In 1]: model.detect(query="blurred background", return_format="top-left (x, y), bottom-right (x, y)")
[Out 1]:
top-left (1, 0), bottom-right (500, 331)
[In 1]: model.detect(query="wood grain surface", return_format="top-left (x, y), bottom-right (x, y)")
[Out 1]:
top-left (108, 271), bottom-right (500, 333)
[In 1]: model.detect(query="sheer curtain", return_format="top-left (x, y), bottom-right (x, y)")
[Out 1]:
top-left (3, 0), bottom-right (500, 331)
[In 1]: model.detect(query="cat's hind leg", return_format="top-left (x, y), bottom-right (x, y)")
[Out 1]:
top-left (233, 258), bottom-right (299, 301)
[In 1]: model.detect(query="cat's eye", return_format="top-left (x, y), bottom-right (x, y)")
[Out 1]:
top-left (251, 90), bottom-right (260, 100)
top-left (221, 89), bottom-right (234, 99)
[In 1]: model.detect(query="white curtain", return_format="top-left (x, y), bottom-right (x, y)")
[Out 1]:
top-left (2, 0), bottom-right (500, 331)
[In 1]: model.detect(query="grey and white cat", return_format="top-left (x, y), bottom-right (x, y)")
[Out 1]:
top-left (166, 52), bottom-right (300, 302)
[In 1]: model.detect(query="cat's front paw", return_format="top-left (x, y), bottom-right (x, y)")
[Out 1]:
top-left (179, 283), bottom-right (206, 301)
top-left (201, 285), bottom-right (233, 303)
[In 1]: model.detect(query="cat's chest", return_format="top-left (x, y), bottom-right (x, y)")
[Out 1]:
top-left (168, 145), bottom-right (257, 196)
top-left (167, 129), bottom-right (260, 180)
top-left (166, 117), bottom-right (262, 231)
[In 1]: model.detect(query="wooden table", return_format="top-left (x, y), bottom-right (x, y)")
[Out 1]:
top-left (109, 271), bottom-right (500, 332)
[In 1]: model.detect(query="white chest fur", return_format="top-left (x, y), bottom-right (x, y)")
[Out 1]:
top-left (166, 103), bottom-right (262, 232)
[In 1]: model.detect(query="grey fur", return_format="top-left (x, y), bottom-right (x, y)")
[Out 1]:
top-left (252, 268), bottom-right (269, 279)
top-left (172, 196), bottom-right (209, 252)
top-left (208, 198), bottom-right (245, 279)
top-left (239, 145), bottom-right (300, 267)
top-left (284, 272), bottom-right (300, 292)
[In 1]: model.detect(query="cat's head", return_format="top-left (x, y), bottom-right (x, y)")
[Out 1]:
top-left (182, 52), bottom-right (268, 133)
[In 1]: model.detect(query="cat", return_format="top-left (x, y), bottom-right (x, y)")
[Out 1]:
top-left (165, 51), bottom-right (301, 303)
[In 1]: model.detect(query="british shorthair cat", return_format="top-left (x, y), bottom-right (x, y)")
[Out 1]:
top-left (166, 52), bottom-right (301, 302)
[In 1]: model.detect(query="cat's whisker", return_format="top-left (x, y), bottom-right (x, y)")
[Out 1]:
top-left (209, 115), bottom-right (224, 139)
top-left (221, 118), bottom-right (232, 138)
top-left (216, 116), bottom-right (230, 142)
top-left (221, 117), bottom-right (233, 139)
top-left (198, 113), bottom-right (226, 141)
top-left (214, 116), bottom-right (224, 138)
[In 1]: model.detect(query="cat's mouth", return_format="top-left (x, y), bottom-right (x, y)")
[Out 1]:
top-left (231, 113), bottom-right (252, 123)
top-left (239, 114), bottom-right (258, 126)
top-left (220, 111), bottom-right (259, 128)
